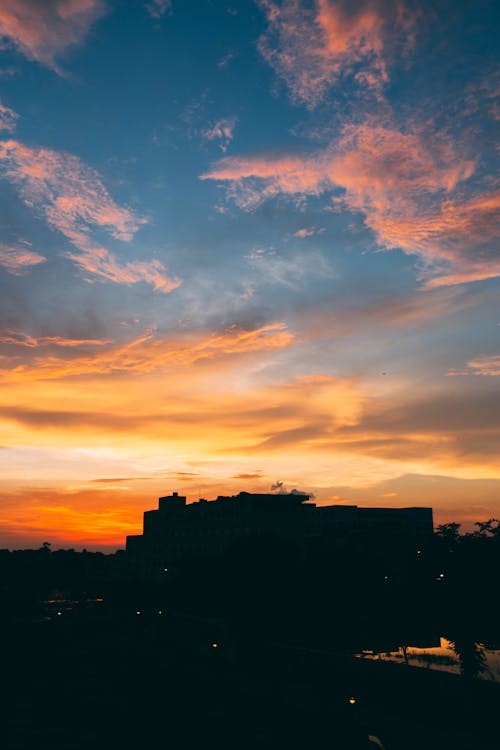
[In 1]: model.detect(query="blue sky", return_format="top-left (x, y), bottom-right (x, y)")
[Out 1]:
top-left (0, 0), bottom-right (499, 548)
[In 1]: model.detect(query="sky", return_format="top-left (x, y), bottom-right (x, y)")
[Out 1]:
top-left (0, 0), bottom-right (499, 550)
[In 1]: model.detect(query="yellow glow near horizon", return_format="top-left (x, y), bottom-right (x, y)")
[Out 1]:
top-left (1, 324), bottom-right (499, 549)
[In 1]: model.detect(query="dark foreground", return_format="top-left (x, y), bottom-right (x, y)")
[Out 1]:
top-left (4, 614), bottom-right (499, 750)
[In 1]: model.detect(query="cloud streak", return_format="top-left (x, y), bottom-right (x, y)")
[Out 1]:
top-left (0, 139), bottom-right (180, 291)
top-left (0, 244), bottom-right (46, 274)
top-left (0, 330), bottom-right (111, 348)
top-left (0, 322), bottom-right (294, 381)
top-left (448, 355), bottom-right (500, 378)
top-left (294, 226), bottom-right (324, 238)
top-left (4, 363), bottom-right (498, 477)
top-left (201, 121), bottom-right (500, 286)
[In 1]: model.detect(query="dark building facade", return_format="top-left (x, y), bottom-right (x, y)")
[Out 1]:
top-left (126, 491), bottom-right (433, 575)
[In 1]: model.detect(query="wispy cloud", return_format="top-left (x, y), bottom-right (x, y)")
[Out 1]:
top-left (0, 322), bottom-right (294, 381)
top-left (202, 121), bottom-right (500, 286)
top-left (0, 140), bottom-right (141, 240)
top-left (414, 192), bottom-right (500, 288)
top-left (0, 372), bottom-right (365, 460)
top-left (466, 356), bottom-right (500, 377)
top-left (0, 102), bottom-right (18, 132)
top-left (246, 246), bottom-right (333, 287)
top-left (232, 472), bottom-right (262, 479)
top-left (294, 226), bottom-right (324, 238)
top-left (0, 139), bottom-right (180, 291)
top-left (298, 285), bottom-right (482, 340)
top-left (0, 330), bottom-right (111, 348)
top-left (145, 0), bottom-right (172, 19)
top-left (201, 117), bottom-right (237, 152)
top-left (66, 248), bottom-right (180, 292)
top-left (217, 51), bottom-right (238, 69)
top-left (448, 355), bottom-right (500, 378)
top-left (0, 244), bottom-right (46, 274)
top-left (0, 0), bottom-right (108, 72)
top-left (326, 389), bottom-right (500, 468)
top-left (257, 0), bottom-right (416, 107)
top-left (202, 123), bottom-right (474, 209)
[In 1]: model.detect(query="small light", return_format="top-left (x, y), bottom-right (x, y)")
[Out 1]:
top-left (417, 550), bottom-right (421, 555)
top-left (57, 611), bottom-right (62, 616)
top-left (136, 610), bottom-right (141, 615)
top-left (164, 568), bottom-right (168, 572)
top-left (212, 642), bottom-right (219, 649)
top-left (384, 576), bottom-right (389, 581)
top-left (157, 610), bottom-right (162, 615)
top-left (348, 697), bottom-right (356, 705)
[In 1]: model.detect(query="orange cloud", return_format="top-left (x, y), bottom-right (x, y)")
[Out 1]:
top-left (258, 0), bottom-right (415, 106)
top-left (1, 360), bottom-right (499, 549)
top-left (0, 139), bottom-right (141, 239)
top-left (317, 0), bottom-right (386, 80)
top-left (0, 244), bottom-right (46, 274)
top-left (0, 370), bottom-right (368, 481)
top-left (0, 139), bottom-right (180, 291)
top-left (203, 123), bottom-right (473, 207)
top-left (294, 226), bottom-right (324, 237)
top-left (466, 356), bottom-right (500, 377)
top-left (0, 322), bottom-right (294, 381)
top-left (65, 244), bottom-right (181, 292)
top-left (448, 355), bottom-right (500, 378)
top-left (414, 191), bottom-right (500, 287)
top-left (3, 363), bottom-right (498, 481)
top-left (0, 0), bottom-right (107, 72)
top-left (202, 123), bottom-right (500, 286)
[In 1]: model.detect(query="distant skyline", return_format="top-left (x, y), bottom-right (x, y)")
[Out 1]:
top-left (0, 0), bottom-right (499, 549)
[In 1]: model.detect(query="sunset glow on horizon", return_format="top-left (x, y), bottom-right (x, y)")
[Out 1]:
top-left (1, 0), bottom-right (499, 549)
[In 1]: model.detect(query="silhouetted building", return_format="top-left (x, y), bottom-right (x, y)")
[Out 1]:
top-left (126, 491), bottom-right (433, 575)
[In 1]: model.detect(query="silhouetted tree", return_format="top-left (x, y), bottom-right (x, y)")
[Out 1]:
top-left (435, 523), bottom-right (461, 547)
top-left (449, 638), bottom-right (487, 680)
top-left (471, 518), bottom-right (500, 538)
